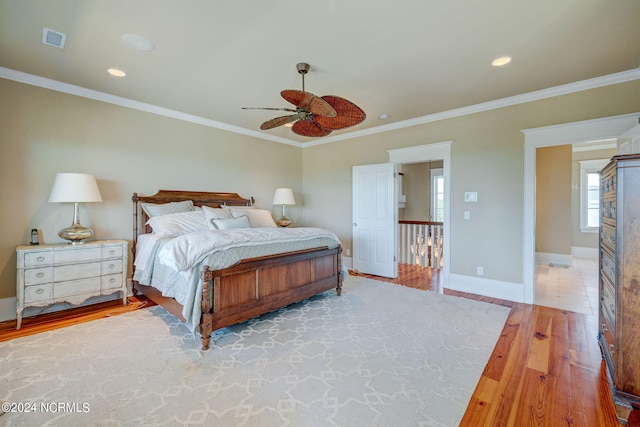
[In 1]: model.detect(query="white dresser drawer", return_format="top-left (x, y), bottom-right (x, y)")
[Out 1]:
top-left (55, 277), bottom-right (101, 299)
top-left (24, 283), bottom-right (53, 304)
top-left (24, 251), bottom-right (54, 267)
top-left (102, 245), bottom-right (123, 258)
top-left (54, 262), bottom-right (101, 282)
top-left (101, 259), bottom-right (123, 275)
top-left (55, 247), bottom-right (101, 264)
top-left (24, 267), bottom-right (54, 286)
top-left (101, 274), bottom-right (123, 291)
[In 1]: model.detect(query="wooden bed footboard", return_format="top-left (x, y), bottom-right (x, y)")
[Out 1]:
top-left (134, 246), bottom-right (342, 350)
top-left (199, 246), bottom-right (342, 350)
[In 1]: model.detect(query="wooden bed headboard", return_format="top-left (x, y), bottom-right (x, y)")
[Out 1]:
top-left (131, 190), bottom-right (254, 254)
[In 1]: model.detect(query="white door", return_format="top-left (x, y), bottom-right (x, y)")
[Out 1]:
top-left (352, 163), bottom-right (398, 278)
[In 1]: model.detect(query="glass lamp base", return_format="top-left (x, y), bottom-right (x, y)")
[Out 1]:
top-left (276, 217), bottom-right (292, 227)
top-left (58, 224), bottom-right (94, 245)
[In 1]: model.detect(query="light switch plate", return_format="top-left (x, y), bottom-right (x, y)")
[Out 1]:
top-left (464, 192), bottom-right (478, 202)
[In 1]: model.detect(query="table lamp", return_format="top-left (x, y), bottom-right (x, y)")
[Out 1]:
top-left (48, 173), bottom-right (103, 244)
top-left (272, 188), bottom-right (296, 227)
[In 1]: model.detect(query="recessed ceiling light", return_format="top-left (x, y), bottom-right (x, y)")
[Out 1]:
top-left (107, 68), bottom-right (126, 77)
top-left (492, 56), bottom-right (512, 67)
top-left (122, 34), bottom-right (155, 52)
top-left (378, 113), bottom-right (389, 120)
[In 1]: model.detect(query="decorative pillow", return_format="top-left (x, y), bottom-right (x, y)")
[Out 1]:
top-left (230, 207), bottom-right (277, 228)
top-left (146, 210), bottom-right (209, 236)
top-left (202, 205), bottom-right (232, 230)
top-left (210, 215), bottom-right (251, 230)
top-left (141, 200), bottom-right (194, 218)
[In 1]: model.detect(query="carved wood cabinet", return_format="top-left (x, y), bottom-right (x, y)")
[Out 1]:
top-left (599, 154), bottom-right (640, 424)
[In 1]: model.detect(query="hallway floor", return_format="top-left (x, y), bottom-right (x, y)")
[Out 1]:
top-left (535, 256), bottom-right (599, 315)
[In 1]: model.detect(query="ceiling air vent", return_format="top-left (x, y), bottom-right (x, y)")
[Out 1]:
top-left (42, 27), bottom-right (66, 49)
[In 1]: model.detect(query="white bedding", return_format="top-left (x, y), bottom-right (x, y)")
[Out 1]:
top-left (157, 227), bottom-right (341, 271)
top-left (134, 227), bottom-right (343, 334)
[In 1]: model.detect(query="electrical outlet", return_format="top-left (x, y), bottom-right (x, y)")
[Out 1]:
top-left (345, 249), bottom-right (351, 257)
top-left (476, 266), bottom-right (484, 276)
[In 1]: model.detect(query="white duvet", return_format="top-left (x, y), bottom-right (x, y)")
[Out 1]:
top-left (157, 227), bottom-right (341, 272)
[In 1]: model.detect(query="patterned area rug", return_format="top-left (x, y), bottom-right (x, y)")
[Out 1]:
top-left (0, 276), bottom-right (510, 426)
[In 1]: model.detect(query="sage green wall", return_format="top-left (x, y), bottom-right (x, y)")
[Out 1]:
top-left (399, 162), bottom-right (430, 221)
top-left (0, 78), bottom-right (302, 300)
top-left (536, 145), bottom-right (572, 255)
top-left (302, 79), bottom-right (640, 286)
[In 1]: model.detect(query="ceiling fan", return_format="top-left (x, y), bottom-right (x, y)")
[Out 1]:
top-left (242, 63), bottom-right (366, 137)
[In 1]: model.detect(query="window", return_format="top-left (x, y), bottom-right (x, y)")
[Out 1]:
top-left (579, 159), bottom-right (608, 233)
top-left (431, 168), bottom-right (444, 222)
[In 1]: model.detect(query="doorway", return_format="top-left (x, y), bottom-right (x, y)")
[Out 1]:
top-left (388, 141), bottom-right (452, 288)
top-left (522, 113), bottom-right (639, 304)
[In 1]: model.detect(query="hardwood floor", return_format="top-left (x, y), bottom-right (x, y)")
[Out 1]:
top-left (2, 265), bottom-right (638, 426)
top-left (0, 296), bottom-right (154, 342)
top-left (354, 264), bottom-right (638, 426)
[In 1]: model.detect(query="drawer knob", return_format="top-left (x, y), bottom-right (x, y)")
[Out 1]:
top-left (37, 256), bottom-right (45, 262)
top-left (108, 264), bottom-right (115, 269)
top-left (36, 288), bottom-right (44, 295)
top-left (36, 272), bottom-right (45, 278)
top-left (109, 250), bottom-right (116, 255)
top-left (109, 277), bottom-right (116, 283)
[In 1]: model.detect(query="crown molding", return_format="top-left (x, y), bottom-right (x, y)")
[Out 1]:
top-left (2, 66), bottom-right (639, 148)
top-left (0, 67), bottom-right (301, 147)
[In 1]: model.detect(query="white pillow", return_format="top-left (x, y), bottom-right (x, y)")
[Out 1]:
top-left (141, 200), bottom-right (194, 218)
top-left (146, 210), bottom-right (209, 236)
top-left (202, 205), bottom-right (232, 229)
top-left (210, 215), bottom-right (251, 230)
top-left (229, 207), bottom-right (277, 228)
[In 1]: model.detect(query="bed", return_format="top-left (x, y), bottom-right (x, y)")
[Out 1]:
top-left (131, 190), bottom-right (343, 350)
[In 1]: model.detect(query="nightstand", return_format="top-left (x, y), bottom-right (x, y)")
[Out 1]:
top-left (16, 240), bottom-right (129, 329)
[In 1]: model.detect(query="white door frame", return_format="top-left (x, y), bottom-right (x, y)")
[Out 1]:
top-left (387, 141), bottom-right (452, 287)
top-left (521, 112), bottom-right (639, 304)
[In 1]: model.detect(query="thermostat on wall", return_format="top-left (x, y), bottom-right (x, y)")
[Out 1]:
top-left (464, 192), bottom-right (478, 202)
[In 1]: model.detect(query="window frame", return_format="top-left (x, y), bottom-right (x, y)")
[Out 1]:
top-left (430, 168), bottom-right (444, 222)
top-left (579, 159), bottom-right (609, 233)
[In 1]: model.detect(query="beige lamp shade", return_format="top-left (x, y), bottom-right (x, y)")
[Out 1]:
top-left (48, 173), bottom-right (103, 203)
top-left (272, 188), bottom-right (296, 206)
top-left (48, 173), bottom-right (102, 244)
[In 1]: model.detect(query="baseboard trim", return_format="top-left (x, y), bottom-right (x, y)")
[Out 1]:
top-left (447, 274), bottom-right (524, 303)
top-left (0, 297), bottom-right (16, 322)
top-left (571, 246), bottom-right (598, 259)
top-left (342, 256), bottom-right (352, 270)
top-left (536, 252), bottom-right (574, 267)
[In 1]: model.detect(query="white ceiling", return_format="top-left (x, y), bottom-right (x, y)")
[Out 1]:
top-left (1, 0), bottom-right (639, 145)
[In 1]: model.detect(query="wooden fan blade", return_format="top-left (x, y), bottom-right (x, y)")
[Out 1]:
top-left (281, 90), bottom-right (337, 117)
top-left (292, 119), bottom-right (332, 137)
top-left (260, 115), bottom-right (298, 130)
top-left (314, 95), bottom-right (366, 130)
